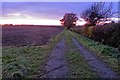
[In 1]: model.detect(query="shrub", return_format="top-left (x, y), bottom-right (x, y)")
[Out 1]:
top-left (71, 23), bottom-right (120, 49)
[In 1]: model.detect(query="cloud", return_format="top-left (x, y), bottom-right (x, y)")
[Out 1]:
top-left (3, 12), bottom-right (34, 19)
top-left (2, 2), bottom-right (118, 20)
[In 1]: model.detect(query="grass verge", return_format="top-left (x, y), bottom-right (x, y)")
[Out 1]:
top-left (65, 30), bottom-right (99, 78)
top-left (2, 30), bottom-right (65, 78)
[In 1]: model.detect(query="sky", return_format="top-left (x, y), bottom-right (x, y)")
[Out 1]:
top-left (1, 2), bottom-right (119, 25)
top-left (1, 0), bottom-right (119, 2)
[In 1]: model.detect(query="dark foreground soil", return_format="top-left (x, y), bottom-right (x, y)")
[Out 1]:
top-left (2, 25), bottom-right (63, 46)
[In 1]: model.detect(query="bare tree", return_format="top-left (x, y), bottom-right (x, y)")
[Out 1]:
top-left (60, 13), bottom-right (78, 29)
top-left (81, 2), bottom-right (117, 26)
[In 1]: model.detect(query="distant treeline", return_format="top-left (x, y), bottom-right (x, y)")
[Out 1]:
top-left (71, 23), bottom-right (120, 50)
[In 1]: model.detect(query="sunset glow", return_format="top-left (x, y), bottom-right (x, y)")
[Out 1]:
top-left (76, 19), bottom-right (87, 26)
top-left (0, 19), bottom-right (61, 25)
top-left (0, 18), bottom-right (87, 26)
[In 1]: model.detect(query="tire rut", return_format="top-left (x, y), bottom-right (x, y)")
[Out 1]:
top-left (72, 37), bottom-right (118, 78)
top-left (40, 38), bottom-right (69, 78)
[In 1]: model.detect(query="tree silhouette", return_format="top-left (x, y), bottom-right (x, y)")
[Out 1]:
top-left (81, 2), bottom-right (117, 26)
top-left (60, 13), bottom-right (78, 29)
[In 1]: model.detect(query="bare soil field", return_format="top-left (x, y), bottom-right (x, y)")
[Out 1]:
top-left (2, 25), bottom-right (63, 46)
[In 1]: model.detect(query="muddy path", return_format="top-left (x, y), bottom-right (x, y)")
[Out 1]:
top-left (40, 38), bottom-right (69, 78)
top-left (72, 37), bottom-right (118, 78)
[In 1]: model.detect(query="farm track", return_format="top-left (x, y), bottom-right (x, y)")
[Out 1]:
top-left (40, 31), bottom-right (118, 78)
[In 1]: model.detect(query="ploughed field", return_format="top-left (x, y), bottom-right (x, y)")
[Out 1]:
top-left (2, 25), bottom-right (63, 46)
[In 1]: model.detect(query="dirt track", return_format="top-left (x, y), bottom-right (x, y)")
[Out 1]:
top-left (40, 32), bottom-right (118, 78)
